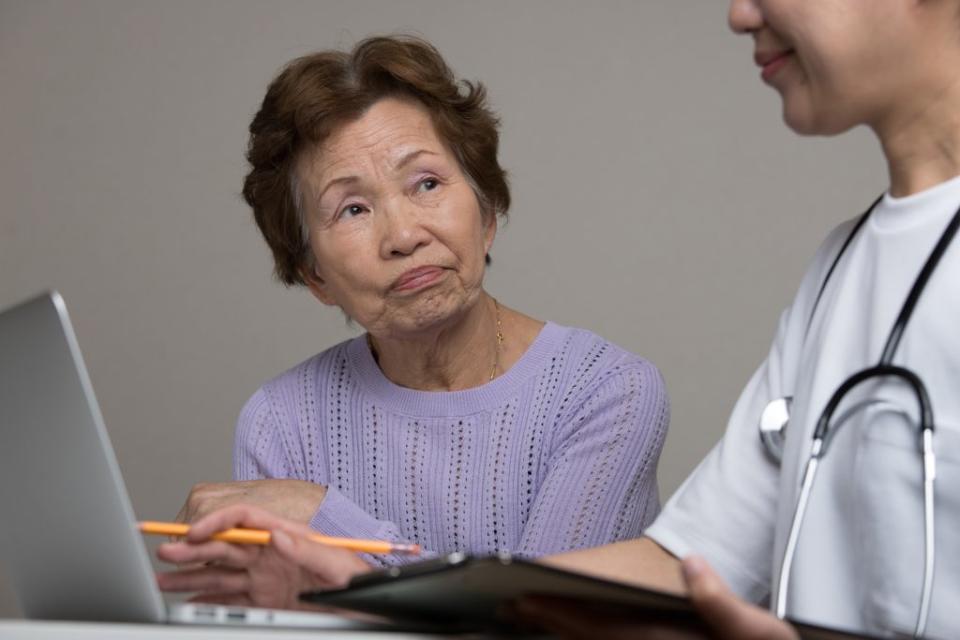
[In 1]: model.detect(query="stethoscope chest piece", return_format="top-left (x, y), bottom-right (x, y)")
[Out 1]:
top-left (760, 396), bottom-right (792, 465)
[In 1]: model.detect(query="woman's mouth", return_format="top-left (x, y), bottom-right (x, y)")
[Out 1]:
top-left (390, 265), bottom-right (446, 293)
top-left (755, 50), bottom-right (794, 82)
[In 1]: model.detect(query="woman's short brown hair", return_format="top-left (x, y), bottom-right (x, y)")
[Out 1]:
top-left (241, 35), bottom-right (511, 286)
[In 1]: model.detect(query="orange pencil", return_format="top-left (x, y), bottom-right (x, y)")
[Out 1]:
top-left (138, 521), bottom-right (420, 555)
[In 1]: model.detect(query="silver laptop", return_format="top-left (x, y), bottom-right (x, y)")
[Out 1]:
top-left (0, 291), bottom-right (390, 629)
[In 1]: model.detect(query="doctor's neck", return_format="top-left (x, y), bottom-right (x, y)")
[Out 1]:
top-left (875, 78), bottom-right (960, 198)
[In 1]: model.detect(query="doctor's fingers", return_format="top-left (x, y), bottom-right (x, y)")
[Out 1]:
top-left (683, 557), bottom-right (799, 640)
top-left (157, 539), bottom-right (260, 569)
top-left (156, 566), bottom-right (251, 595)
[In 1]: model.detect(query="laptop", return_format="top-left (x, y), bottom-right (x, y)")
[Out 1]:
top-left (0, 291), bottom-right (394, 629)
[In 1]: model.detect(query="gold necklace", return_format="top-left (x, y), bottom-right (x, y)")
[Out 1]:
top-left (489, 298), bottom-right (503, 381)
top-left (365, 298), bottom-right (504, 383)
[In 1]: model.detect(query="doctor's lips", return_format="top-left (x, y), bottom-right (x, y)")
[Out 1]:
top-left (390, 265), bottom-right (446, 293)
top-left (755, 49), bottom-right (794, 82)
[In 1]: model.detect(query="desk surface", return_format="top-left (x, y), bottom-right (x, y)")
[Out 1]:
top-left (0, 619), bottom-right (458, 639)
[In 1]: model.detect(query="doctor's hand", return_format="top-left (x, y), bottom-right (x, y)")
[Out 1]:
top-left (514, 556), bottom-right (798, 640)
top-left (156, 504), bottom-right (371, 609)
top-left (676, 556), bottom-right (798, 640)
top-left (175, 479), bottom-right (327, 525)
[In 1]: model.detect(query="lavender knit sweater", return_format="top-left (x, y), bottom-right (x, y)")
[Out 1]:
top-left (234, 322), bottom-right (669, 565)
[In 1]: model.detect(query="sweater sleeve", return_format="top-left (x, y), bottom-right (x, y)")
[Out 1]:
top-left (516, 358), bottom-right (670, 557)
top-left (307, 487), bottom-right (437, 567)
top-left (234, 386), bottom-right (430, 567)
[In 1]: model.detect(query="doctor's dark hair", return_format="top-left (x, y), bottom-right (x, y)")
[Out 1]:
top-left (241, 35), bottom-right (511, 286)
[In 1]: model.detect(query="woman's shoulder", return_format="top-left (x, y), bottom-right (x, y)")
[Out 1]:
top-left (544, 322), bottom-right (666, 395)
top-left (539, 323), bottom-right (669, 443)
top-left (235, 336), bottom-right (363, 440)
top-left (775, 212), bottom-right (868, 343)
top-left (809, 213), bottom-right (866, 278)
top-left (550, 322), bottom-right (659, 367)
top-left (244, 336), bottom-right (361, 409)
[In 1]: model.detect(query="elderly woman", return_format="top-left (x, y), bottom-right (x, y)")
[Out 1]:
top-left (157, 36), bottom-right (668, 604)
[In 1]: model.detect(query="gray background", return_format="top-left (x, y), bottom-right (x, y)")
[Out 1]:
top-left (0, 0), bottom-right (883, 617)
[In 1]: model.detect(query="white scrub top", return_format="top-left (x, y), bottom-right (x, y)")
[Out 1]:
top-left (647, 176), bottom-right (960, 638)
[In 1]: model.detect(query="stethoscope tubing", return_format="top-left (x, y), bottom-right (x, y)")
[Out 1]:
top-left (919, 428), bottom-right (935, 637)
top-left (774, 365), bottom-right (936, 637)
top-left (771, 196), bottom-right (960, 637)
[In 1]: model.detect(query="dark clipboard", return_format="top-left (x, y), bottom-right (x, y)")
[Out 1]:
top-left (300, 553), bottom-right (882, 638)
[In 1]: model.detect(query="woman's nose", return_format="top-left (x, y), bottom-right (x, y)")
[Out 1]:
top-left (729, 0), bottom-right (763, 34)
top-left (379, 201), bottom-right (431, 258)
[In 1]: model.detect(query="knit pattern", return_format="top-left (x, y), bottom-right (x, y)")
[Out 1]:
top-left (234, 322), bottom-right (669, 565)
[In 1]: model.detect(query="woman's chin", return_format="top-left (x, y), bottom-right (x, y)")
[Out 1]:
top-left (375, 304), bottom-right (467, 339)
top-left (782, 100), bottom-right (858, 137)
top-left (781, 100), bottom-right (819, 135)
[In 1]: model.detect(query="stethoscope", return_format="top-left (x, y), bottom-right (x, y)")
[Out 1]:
top-left (760, 195), bottom-right (960, 638)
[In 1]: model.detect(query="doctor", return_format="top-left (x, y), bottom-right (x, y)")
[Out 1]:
top-left (523, 0), bottom-right (960, 637)
top-left (157, 0), bottom-right (960, 636)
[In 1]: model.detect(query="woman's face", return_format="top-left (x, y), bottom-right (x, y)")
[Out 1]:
top-left (728, 0), bottom-right (954, 135)
top-left (297, 97), bottom-right (495, 339)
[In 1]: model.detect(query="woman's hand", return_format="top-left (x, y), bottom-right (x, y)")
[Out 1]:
top-left (175, 479), bottom-right (327, 525)
top-left (514, 556), bottom-right (799, 640)
top-left (156, 504), bottom-right (371, 609)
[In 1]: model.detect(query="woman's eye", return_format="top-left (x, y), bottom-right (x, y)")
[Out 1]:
top-left (417, 178), bottom-right (439, 193)
top-left (340, 204), bottom-right (366, 218)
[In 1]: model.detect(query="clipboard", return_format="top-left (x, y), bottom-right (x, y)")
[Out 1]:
top-left (300, 553), bottom-right (882, 638)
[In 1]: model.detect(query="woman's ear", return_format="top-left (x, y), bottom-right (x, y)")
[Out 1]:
top-left (482, 212), bottom-right (498, 255)
top-left (300, 264), bottom-right (338, 306)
